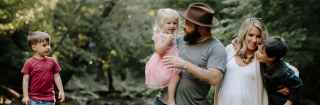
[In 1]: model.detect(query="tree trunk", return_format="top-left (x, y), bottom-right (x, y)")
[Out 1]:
top-left (107, 68), bottom-right (115, 92)
top-left (95, 61), bottom-right (107, 82)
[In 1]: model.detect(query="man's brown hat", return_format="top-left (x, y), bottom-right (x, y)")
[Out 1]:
top-left (182, 3), bottom-right (218, 27)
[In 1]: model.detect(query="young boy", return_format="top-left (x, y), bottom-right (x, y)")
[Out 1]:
top-left (21, 31), bottom-right (65, 105)
top-left (257, 37), bottom-right (303, 105)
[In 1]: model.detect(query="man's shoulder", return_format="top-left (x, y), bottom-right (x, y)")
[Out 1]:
top-left (175, 36), bottom-right (183, 45)
top-left (210, 38), bottom-right (225, 48)
top-left (208, 38), bottom-right (226, 53)
top-left (176, 36), bottom-right (184, 42)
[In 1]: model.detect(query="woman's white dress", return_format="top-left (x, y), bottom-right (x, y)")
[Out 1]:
top-left (215, 44), bottom-right (268, 105)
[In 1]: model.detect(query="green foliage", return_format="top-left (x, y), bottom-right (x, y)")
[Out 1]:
top-left (1, 0), bottom-right (320, 104)
top-left (0, 0), bottom-right (39, 86)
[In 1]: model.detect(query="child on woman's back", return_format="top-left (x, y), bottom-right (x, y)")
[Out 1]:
top-left (145, 8), bottom-right (180, 105)
top-left (257, 37), bottom-right (303, 105)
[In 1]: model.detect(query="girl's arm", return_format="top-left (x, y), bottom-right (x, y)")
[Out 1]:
top-left (167, 74), bottom-right (180, 105)
top-left (54, 73), bottom-right (65, 102)
top-left (22, 74), bottom-right (30, 105)
top-left (154, 34), bottom-right (174, 55)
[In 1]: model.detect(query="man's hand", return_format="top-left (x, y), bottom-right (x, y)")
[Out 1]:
top-left (58, 91), bottom-right (65, 102)
top-left (22, 97), bottom-right (29, 105)
top-left (162, 56), bottom-right (187, 69)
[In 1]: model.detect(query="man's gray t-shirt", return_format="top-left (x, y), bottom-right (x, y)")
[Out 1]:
top-left (175, 37), bottom-right (226, 105)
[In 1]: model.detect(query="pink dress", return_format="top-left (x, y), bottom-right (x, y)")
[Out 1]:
top-left (145, 32), bottom-right (179, 89)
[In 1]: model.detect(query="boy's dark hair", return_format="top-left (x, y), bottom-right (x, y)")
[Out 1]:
top-left (27, 31), bottom-right (51, 47)
top-left (264, 36), bottom-right (288, 61)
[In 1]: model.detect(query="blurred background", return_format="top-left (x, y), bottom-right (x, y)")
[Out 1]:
top-left (0, 0), bottom-right (319, 105)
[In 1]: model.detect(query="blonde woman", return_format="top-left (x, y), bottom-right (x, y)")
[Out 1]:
top-left (215, 17), bottom-right (269, 105)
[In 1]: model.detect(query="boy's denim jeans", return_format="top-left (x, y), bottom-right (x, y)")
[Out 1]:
top-left (30, 99), bottom-right (55, 105)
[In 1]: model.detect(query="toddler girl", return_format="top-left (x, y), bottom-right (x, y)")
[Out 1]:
top-left (145, 8), bottom-right (180, 105)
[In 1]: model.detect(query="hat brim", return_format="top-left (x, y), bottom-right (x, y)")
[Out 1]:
top-left (179, 10), bottom-right (219, 28)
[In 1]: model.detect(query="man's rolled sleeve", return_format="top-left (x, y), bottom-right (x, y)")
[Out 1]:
top-left (207, 46), bottom-right (227, 73)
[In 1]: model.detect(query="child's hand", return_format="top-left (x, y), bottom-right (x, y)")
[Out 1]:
top-left (165, 34), bottom-right (175, 41)
top-left (58, 91), bottom-right (65, 102)
top-left (277, 87), bottom-right (289, 96)
top-left (22, 97), bottom-right (29, 105)
top-left (284, 100), bottom-right (292, 105)
top-left (161, 34), bottom-right (174, 47)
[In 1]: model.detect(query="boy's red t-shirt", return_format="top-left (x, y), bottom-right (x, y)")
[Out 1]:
top-left (21, 57), bottom-right (61, 101)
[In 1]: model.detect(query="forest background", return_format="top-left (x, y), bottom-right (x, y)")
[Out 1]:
top-left (1, 0), bottom-right (319, 105)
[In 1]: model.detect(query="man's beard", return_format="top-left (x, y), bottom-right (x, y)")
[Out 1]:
top-left (184, 28), bottom-right (201, 45)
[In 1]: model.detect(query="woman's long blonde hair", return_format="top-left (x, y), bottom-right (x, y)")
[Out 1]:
top-left (234, 17), bottom-right (269, 63)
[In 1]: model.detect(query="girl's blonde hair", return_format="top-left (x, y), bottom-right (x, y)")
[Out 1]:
top-left (235, 17), bottom-right (269, 63)
top-left (153, 8), bottom-right (179, 34)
